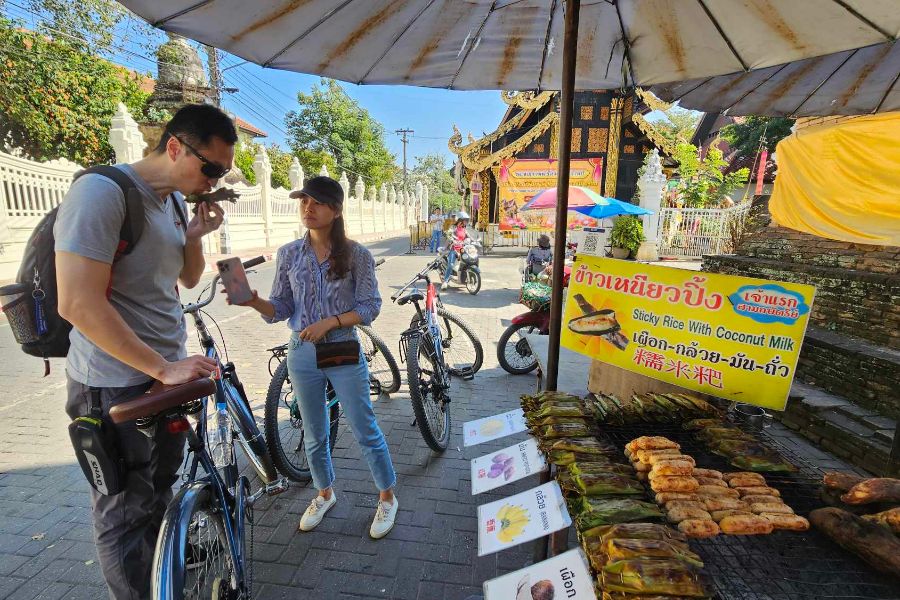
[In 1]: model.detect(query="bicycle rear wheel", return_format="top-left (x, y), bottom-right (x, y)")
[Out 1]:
top-left (358, 325), bottom-right (401, 395)
top-left (406, 333), bottom-right (450, 452)
top-left (264, 361), bottom-right (340, 483)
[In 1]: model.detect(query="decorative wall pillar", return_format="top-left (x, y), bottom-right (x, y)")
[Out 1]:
top-left (253, 146), bottom-right (273, 247)
top-left (635, 148), bottom-right (667, 261)
top-left (109, 103), bottom-right (146, 163)
top-left (338, 172), bottom-right (350, 201)
top-left (288, 157), bottom-right (304, 190)
top-left (355, 178), bottom-right (367, 232)
top-left (379, 183), bottom-right (388, 232)
top-left (319, 164), bottom-right (329, 177)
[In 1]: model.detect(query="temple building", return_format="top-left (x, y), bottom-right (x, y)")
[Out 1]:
top-left (449, 89), bottom-right (677, 229)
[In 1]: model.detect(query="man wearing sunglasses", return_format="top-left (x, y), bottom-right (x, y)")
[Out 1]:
top-left (54, 103), bottom-right (237, 599)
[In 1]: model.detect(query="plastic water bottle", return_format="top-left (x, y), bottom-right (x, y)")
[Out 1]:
top-left (208, 406), bottom-right (234, 469)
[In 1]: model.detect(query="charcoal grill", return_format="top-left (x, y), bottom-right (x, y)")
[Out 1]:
top-left (592, 422), bottom-right (900, 600)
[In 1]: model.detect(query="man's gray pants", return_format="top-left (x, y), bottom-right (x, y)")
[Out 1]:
top-left (66, 375), bottom-right (187, 600)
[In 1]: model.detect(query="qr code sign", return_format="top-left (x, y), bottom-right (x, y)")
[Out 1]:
top-left (582, 234), bottom-right (600, 255)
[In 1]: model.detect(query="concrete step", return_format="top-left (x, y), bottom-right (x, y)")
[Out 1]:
top-left (783, 381), bottom-right (896, 477)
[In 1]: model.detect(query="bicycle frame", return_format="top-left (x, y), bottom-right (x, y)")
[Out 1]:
top-left (153, 259), bottom-right (284, 599)
top-left (394, 261), bottom-right (449, 388)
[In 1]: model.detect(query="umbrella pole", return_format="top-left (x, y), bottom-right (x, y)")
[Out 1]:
top-left (535, 0), bottom-right (580, 564)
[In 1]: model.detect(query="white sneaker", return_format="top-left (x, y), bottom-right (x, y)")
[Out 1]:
top-left (298, 493), bottom-right (337, 531)
top-left (369, 497), bottom-right (398, 539)
top-left (440, 282), bottom-right (448, 291)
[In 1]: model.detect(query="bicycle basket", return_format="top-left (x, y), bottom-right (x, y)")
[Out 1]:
top-left (1, 283), bottom-right (39, 345)
top-left (519, 281), bottom-right (552, 311)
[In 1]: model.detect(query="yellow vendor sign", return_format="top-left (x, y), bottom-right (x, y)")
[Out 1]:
top-left (561, 257), bottom-right (815, 410)
top-left (770, 113), bottom-right (900, 246)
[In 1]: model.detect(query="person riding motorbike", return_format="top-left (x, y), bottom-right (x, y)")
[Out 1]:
top-left (525, 234), bottom-right (553, 279)
top-left (442, 211), bottom-right (477, 291)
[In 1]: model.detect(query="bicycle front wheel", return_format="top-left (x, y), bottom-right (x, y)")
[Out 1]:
top-left (358, 325), bottom-right (401, 395)
top-left (264, 361), bottom-right (340, 483)
top-left (153, 484), bottom-right (237, 600)
top-left (406, 333), bottom-right (450, 452)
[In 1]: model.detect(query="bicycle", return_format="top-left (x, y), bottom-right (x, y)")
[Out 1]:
top-left (263, 324), bottom-right (400, 482)
top-left (392, 258), bottom-right (484, 451)
top-left (107, 256), bottom-right (288, 600)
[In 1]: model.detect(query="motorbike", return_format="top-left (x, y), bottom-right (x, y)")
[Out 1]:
top-left (498, 263), bottom-right (571, 375)
top-left (437, 239), bottom-right (482, 295)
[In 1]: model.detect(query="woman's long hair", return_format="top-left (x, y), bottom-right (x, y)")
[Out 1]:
top-left (327, 208), bottom-right (351, 280)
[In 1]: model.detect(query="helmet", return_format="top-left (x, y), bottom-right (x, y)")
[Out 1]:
top-left (538, 234), bottom-right (551, 249)
top-left (455, 210), bottom-right (471, 222)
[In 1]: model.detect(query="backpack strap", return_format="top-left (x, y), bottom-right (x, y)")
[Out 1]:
top-left (73, 166), bottom-right (143, 262)
top-left (170, 194), bottom-right (188, 234)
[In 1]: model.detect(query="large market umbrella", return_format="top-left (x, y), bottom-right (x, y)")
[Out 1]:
top-left (520, 186), bottom-right (606, 211)
top-left (116, 2), bottom-right (898, 93)
top-left (571, 199), bottom-right (654, 220)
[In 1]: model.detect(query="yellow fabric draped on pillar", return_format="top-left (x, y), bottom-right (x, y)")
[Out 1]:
top-left (770, 113), bottom-right (900, 246)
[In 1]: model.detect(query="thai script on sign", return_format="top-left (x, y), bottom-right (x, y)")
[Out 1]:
top-left (573, 267), bottom-right (724, 310)
top-left (728, 283), bottom-right (810, 325)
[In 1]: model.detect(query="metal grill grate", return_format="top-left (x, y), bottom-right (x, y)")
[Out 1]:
top-left (596, 423), bottom-right (900, 600)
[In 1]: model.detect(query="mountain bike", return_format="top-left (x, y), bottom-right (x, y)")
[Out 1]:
top-left (107, 256), bottom-right (288, 600)
top-left (392, 259), bottom-right (484, 451)
top-left (263, 324), bottom-right (400, 482)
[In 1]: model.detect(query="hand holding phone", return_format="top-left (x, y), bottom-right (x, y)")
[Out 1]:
top-left (216, 258), bottom-right (255, 305)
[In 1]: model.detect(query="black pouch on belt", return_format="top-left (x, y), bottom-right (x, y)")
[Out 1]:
top-left (68, 388), bottom-right (124, 495)
top-left (315, 340), bottom-right (361, 369)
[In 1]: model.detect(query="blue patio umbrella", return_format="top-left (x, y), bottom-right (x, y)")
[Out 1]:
top-left (570, 196), bottom-right (653, 219)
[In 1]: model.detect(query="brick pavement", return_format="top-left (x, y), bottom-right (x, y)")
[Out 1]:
top-left (0, 238), bottom-right (871, 600)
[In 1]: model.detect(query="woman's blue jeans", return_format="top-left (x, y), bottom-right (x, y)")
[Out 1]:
top-left (286, 331), bottom-right (396, 492)
top-left (429, 230), bottom-right (442, 252)
top-left (444, 250), bottom-right (457, 283)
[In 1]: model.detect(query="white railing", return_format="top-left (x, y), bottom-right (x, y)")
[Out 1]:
top-left (227, 183), bottom-right (263, 220)
top-left (1, 151), bottom-right (81, 218)
top-left (270, 187), bottom-right (295, 217)
top-left (657, 203), bottom-right (751, 259)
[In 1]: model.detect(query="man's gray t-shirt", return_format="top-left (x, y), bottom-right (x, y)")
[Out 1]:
top-left (54, 164), bottom-right (188, 387)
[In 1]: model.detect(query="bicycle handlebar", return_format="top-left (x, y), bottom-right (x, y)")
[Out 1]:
top-left (183, 255), bottom-right (267, 313)
top-left (391, 258), bottom-right (441, 302)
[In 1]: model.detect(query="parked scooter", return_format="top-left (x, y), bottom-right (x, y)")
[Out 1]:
top-left (437, 239), bottom-right (482, 294)
top-left (498, 264), bottom-right (571, 374)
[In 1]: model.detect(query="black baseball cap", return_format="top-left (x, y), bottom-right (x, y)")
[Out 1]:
top-left (290, 175), bottom-right (344, 205)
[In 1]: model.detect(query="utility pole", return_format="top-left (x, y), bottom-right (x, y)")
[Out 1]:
top-left (205, 45), bottom-right (222, 107)
top-left (396, 128), bottom-right (413, 192)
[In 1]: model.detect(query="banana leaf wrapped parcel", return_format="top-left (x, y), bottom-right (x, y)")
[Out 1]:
top-left (600, 538), bottom-right (704, 567)
top-left (602, 559), bottom-right (710, 597)
top-left (520, 391), bottom-right (584, 412)
top-left (537, 421), bottom-right (600, 439)
top-left (568, 461), bottom-right (635, 477)
top-left (540, 437), bottom-right (614, 455)
top-left (573, 498), bottom-right (664, 530)
top-left (581, 523), bottom-right (688, 546)
top-left (559, 472), bottom-right (645, 497)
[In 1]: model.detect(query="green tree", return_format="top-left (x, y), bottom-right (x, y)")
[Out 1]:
top-left (721, 116), bottom-right (794, 156)
top-left (411, 152), bottom-right (460, 211)
top-left (0, 16), bottom-right (150, 164)
top-left (651, 107), bottom-right (701, 146)
top-left (233, 141), bottom-right (257, 185)
top-left (672, 142), bottom-right (749, 208)
top-left (13, 0), bottom-right (129, 52)
top-left (285, 79), bottom-right (396, 186)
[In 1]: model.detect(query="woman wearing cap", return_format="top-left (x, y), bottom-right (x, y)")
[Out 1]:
top-left (234, 175), bottom-right (398, 539)
top-left (525, 234), bottom-right (553, 278)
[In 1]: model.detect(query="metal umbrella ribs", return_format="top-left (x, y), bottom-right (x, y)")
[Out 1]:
top-left (568, 294), bottom-right (628, 351)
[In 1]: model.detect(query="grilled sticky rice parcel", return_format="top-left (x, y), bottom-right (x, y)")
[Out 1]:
top-left (692, 468), bottom-right (724, 480)
top-left (651, 476), bottom-right (700, 493)
top-left (734, 486), bottom-right (781, 498)
top-left (750, 502), bottom-right (794, 515)
top-left (718, 514), bottom-right (775, 535)
top-left (627, 436), bottom-right (680, 452)
top-left (702, 497), bottom-right (749, 512)
top-left (600, 537), bottom-right (704, 567)
top-left (677, 519), bottom-right (720, 538)
top-left (601, 559), bottom-right (710, 597)
top-left (543, 437), bottom-right (613, 455)
top-left (635, 448), bottom-right (684, 464)
top-left (710, 509), bottom-right (754, 521)
top-left (696, 485), bottom-right (741, 498)
top-left (723, 472), bottom-right (767, 484)
top-left (666, 507), bottom-right (713, 524)
top-left (695, 477), bottom-right (727, 488)
top-left (727, 475), bottom-right (770, 488)
top-left (761, 513), bottom-right (810, 531)
top-left (649, 461), bottom-right (695, 478)
top-left (584, 522), bottom-right (689, 545)
top-left (656, 492), bottom-right (701, 504)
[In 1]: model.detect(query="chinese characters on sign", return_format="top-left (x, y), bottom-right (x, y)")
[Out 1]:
top-left (561, 257), bottom-right (815, 410)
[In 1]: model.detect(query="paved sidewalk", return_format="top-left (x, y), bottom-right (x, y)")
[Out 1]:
top-left (0, 239), bottom-right (870, 600)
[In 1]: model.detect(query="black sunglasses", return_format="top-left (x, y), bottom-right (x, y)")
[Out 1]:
top-left (171, 133), bottom-right (230, 179)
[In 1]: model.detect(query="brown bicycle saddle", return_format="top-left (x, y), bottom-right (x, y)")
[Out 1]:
top-left (108, 378), bottom-right (216, 424)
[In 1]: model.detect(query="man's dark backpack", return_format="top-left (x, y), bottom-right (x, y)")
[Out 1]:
top-left (0, 166), bottom-right (186, 374)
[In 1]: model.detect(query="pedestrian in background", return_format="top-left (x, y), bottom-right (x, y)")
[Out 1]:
top-left (428, 206), bottom-right (444, 253)
top-left (234, 176), bottom-right (399, 539)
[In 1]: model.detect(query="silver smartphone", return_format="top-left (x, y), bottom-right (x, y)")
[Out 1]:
top-left (216, 257), bottom-right (254, 305)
